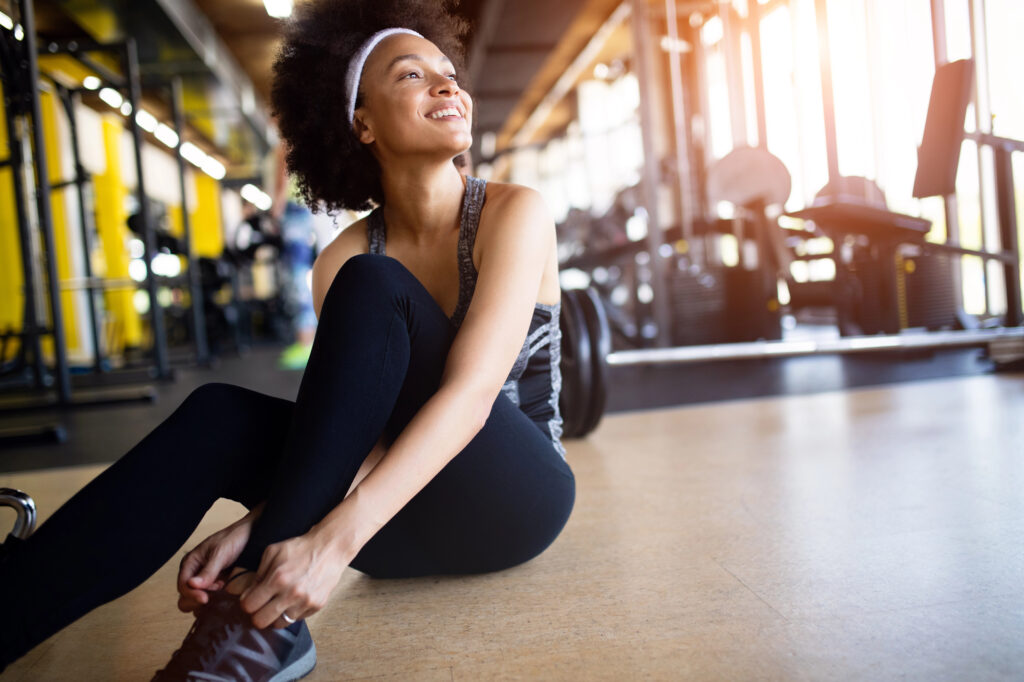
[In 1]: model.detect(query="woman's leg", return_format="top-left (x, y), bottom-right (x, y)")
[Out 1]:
top-left (0, 384), bottom-right (295, 670)
top-left (230, 252), bottom-right (574, 577)
top-left (233, 254), bottom-right (458, 569)
top-left (350, 394), bottom-right (576, 578)
top-left (236, 251), bottom-right (574, 578)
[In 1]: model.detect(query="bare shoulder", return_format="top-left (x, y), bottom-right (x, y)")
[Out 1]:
top-left (323, 216), bottom-right (369, 258)
top-left (475, 181), bottom-right (561, 303)
top-left (477, 181), bottom-right (553, 245)
top-left (481, 180), bottom-right (548, 216)
top-left (311, 216), bottom-right (370, 317)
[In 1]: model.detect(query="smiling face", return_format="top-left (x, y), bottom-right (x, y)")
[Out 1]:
top-left (352, 33), bottom-right (473, 163)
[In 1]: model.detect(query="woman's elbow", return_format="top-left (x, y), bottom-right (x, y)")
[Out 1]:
top-left (478, 381), bottom-right (511, 431)
top-left (471, 399), bottom-right (493, 433)
top-left (447, 383), bottom-right (500, 434)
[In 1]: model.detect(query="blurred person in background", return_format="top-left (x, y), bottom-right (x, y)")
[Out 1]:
top-left (271, 139), bottom-right (319, 370)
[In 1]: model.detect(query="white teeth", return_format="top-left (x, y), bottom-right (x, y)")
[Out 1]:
top-left (429, 108), bottom-right (461, 120)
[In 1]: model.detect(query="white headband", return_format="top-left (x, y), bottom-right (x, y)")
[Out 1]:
top-left (345, 28), bottom-right (424, 126)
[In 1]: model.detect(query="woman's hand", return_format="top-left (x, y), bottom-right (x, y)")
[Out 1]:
top-left (176, 512), bottom-right (259, 613)
top-left (238, 530), bottom-right (351, 629)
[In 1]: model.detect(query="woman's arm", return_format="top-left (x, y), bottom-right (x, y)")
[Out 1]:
top-left (310, 185), bottom-right (555, 557)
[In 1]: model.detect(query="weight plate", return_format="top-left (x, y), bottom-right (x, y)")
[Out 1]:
top-left (577, 286), bottom-right (611, 436)
top-left (558, 289), bottom-right (592, 439)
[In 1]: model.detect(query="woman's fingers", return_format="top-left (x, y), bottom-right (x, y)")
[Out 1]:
top-left (193, 550), bottom-right (228, 587)
top-left (271, 606), bottom-right (312, 630)
top-left (256, 590), bottom-right (321, 630)
top-left (239, 549), bottom-right (306, 628)
top-left (177, 552), bottom-right (199, 590)
top-left (177, 553), bottom-right (208, 602)
top-left (177, 593), bottom-right (204, 613)
top-left (178, 544), bottom-right (229, 610)
top-left (236, 539), bottom-right (338, 628)
top-left (176, 590), bottom-right (207, 612)
top-left (250, 592), bottom-right (300, 629)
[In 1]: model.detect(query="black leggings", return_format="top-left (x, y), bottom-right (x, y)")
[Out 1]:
top-left (0, 254), bottom-right (575, 670)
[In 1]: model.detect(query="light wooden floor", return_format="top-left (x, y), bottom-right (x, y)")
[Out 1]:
top-left (2, 373), bottom-right (1022, 681)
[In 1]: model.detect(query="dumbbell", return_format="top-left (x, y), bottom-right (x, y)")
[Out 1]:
top-left (0, 488), bottom-right (37, 540)
top-left (558, 287), bottom-right (611, 438)
top-left (559, 289), bottom-right (592, 439)
top-left (576, 287), bottom-right (610, 436)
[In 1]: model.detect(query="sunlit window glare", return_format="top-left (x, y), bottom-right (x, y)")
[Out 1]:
top-left (701, 15), bottom-right (723, 46)
top-left (490, 0), bottom-right (1020, 320)
top-left (625, 213), bottom-right (647, 242)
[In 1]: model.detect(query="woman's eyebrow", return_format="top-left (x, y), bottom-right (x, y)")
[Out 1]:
top-left (386, 54), bottom-right (455, 72)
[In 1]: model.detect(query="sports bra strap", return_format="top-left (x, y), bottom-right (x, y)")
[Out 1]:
top-left (364, 175), bottom-right (488, 327)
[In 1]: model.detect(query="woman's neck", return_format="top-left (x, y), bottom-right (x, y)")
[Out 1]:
top-left (379, 160), bottom-right (466, 245)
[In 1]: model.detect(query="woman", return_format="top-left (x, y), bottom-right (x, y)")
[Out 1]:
top-left (0, 0), bottom-right (575, 679)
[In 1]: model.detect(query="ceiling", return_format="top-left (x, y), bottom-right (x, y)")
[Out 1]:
top-left (19, 0), bottom-right (708, 175)
top-left (187, 0), bottom-right (285, 105)
top-left (185, 0), bottom-right (601, 158)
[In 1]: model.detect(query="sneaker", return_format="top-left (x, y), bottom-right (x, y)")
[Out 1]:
top-left (151, 589), bottom-right (316, 681)
top-left (278, 342), bottom-right (313, 371)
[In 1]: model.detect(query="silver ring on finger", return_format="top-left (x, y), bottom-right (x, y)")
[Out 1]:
top-left (282, 612), bottom-right (297, 624)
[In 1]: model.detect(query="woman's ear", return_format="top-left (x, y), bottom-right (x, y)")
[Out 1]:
top-left (353, 113), bottom-right (375, 145)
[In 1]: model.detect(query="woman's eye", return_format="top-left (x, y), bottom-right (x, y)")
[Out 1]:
top-left (401, 72), bottom-right (421, 79)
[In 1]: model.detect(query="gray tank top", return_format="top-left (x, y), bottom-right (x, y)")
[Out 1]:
top-left (366, 176), bottom-right (566, 458)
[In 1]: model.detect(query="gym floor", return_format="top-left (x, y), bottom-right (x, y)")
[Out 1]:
top-left (1, 353), bottom-right (1022, 680)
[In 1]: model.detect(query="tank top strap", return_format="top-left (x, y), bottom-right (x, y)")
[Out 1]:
top-left (452, 175), bottom-right (487, 328)
top-left (366, 208), bottom-right (387, 255)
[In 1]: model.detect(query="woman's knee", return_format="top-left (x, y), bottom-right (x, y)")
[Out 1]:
top-left (183, 381), bottom-right (237, 402)
top-left (322, 255), bottom-right (416, 315)
top-left (178, 382), bottom-right (247, 418)
top-left (489, 476), bottom-right (575, 572)
top-left (337, 254), bottom-right (410, 290)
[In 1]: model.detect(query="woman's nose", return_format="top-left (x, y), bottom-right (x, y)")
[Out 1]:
top-left (429, 74), bottom-right (459, 97)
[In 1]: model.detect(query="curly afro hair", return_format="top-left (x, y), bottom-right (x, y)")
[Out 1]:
top-left (271, 0), bottom-right (470, 213)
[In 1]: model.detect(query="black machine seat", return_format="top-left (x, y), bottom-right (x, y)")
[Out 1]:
top-left (786, 201), bottom-right (931, 243)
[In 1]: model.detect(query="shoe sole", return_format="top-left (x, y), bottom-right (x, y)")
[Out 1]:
top-left (268, 640), bottom-right (316, 682)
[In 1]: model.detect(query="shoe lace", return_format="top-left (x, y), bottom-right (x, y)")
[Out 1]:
top-left (197, 620), bottom-right (243, 671)
top-left (153, 594), bottom-right (238, 678)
